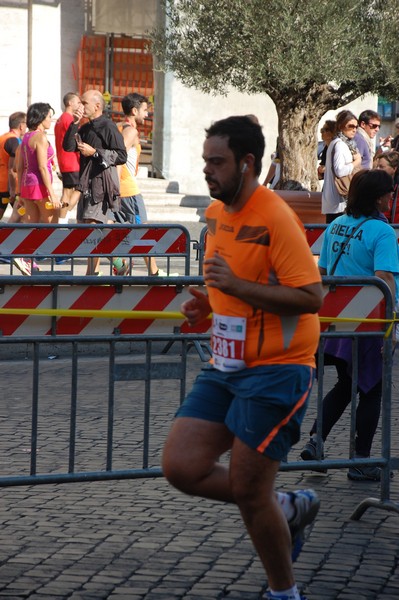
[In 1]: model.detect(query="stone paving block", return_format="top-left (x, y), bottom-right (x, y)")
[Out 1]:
top-left (0, 593), bottom-right (30, 599)
top-left (308, 583), bottom-right (345, 600)
top-left (148, 595), bottom-right (189, 600)
top-left (338, 594), bottom-right (373, 600)
top-left (380, 589), bottom-right (399, 600)
top-left (108, 594), bottom-right (145, 600)
top-left (69, 595), bottom-right (109, 600)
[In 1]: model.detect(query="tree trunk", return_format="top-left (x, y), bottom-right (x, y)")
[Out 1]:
top-left (275, 102), bottom-right (324, 192)
top-left (269, 83), bottom-right (349, 192)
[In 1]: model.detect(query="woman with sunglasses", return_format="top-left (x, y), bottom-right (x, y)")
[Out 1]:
top-left (321, 110), bottom-right (362, 224)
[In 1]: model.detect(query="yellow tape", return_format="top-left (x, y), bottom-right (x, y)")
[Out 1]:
top-left (0, 308), bottom-right (396, 327)
top-left (319, 316), bottom-right (392, 324)
top-left (384, 321), bottom-right (394, 339)
top-left (320, 315), bottom-right (398, 339)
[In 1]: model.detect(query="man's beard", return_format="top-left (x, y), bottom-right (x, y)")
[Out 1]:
top-left (206, 170), bottom-right (243, 206)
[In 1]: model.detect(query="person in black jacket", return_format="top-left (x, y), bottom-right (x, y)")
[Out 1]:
top-left (317, 120), bottom-right (336, 180)
top-left (63, 89), bottom-right (128, 275)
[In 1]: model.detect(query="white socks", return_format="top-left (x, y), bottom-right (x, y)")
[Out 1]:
top-left (269, 584), bottom-right (301, 599)
top-left (276, 491), bottom-right (296, 522)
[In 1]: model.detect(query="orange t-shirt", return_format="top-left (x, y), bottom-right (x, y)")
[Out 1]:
top-left (0, 131), bottom-right (18, 192)
top-left (205, 186), bottom-right (321, 368)
top-left (118, 123), bottom-right (140, 197)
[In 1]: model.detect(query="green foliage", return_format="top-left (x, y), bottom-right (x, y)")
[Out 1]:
top-left (152, 0), bottom-right (399, 103)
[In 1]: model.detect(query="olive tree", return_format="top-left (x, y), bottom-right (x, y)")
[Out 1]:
top-left (151, 0), bottom-right (399, 190)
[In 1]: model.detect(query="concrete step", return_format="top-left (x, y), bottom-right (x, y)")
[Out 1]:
top-left (137, 176), bottom-right (180, 194)
top-left (141, 192), bottom-right (210, 208)
top-left (147, 205), bottom-right (207, 223)
top-left (50, 171), bottom-right (210, 223)
top-left (137, 176), bottom-right (210, 222)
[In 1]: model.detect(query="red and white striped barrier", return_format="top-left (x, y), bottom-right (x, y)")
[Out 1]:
top-left (0, 281), bottom-right (389, 337)
top-left (0, 283), bottom-right (211, 337)
top-left (0, 224), bottom-right (189, 258)
top-left (305, 226), bottom-right (326, 255)
top-left (319, 282), bottom-right (388, 332)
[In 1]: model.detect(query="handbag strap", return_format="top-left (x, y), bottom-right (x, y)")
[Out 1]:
top-left (329, 217), bottom-right (372, 275)
top-left (330, 142), bottom-right (339, 178)
top-left (331, 140), bottom-right (354, 179)
top-left (389, 183), bottom-right (399, 223)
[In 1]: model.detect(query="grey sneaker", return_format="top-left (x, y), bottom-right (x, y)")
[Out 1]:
top-left (288, 489), bottom-right (320, 562)
top-left (300, 438), bottom-right (324, 461)
top-left (347, 463), bottom-right (382, 481)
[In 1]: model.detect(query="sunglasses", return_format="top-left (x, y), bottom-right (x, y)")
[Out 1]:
top-left (368, 123), bottom-right (380, 130)
top-left (345, 124), bottom-right (358, 130)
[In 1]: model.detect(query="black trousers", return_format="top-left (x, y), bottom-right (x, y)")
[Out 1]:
top-left (310, 358), bottom-right (382, 457)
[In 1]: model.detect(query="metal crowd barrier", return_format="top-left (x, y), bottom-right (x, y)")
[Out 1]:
top-left (0, 276), bottom-right (210, 486)
top-left (195, 225), bottom-right (208, 276)
top-left (0, 274), bottom-right (397, 522)
top-left (0, 222), bottom-right (192, 276)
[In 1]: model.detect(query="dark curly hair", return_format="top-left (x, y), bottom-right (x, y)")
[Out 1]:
top-left (121, 93), bottom-right (148, 116)
top-left (27, 103), bottom-right (54, 130)
top-left (205, 115), bottom-right (265, 176)
top-left (346, 169), bottom-right (394, 217)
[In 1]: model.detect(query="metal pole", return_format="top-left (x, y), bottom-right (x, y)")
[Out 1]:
top-left (27, 0), bottom-right (33, 106)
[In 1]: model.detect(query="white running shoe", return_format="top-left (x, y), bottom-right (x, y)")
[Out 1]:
top-left (288, 489), bottom-right (320, 562)
top-left (155, 268), bottom-right (179, 277)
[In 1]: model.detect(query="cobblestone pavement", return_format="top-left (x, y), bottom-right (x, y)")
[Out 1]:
top-left (0, 346), bottom-right (399, 600)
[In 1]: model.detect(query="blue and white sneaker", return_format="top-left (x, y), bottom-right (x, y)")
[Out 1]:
top-left (288, 489), bottom-right (320, 562)
top-left (55, 256), bottom-right (70, 265)
top-left (262, 589), bottom-right (308, 600)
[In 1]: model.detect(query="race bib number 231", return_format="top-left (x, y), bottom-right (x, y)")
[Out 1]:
top-left (212, 313), bottom-right (247, 372)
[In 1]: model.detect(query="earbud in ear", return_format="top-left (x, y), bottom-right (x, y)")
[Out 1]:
top-left (241, 163), bottom-right (248, 174)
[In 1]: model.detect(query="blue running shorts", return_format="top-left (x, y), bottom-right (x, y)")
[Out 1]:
top-left (176, 364), bottom-right (315, 461)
